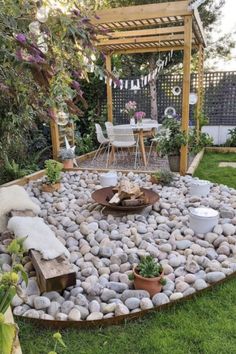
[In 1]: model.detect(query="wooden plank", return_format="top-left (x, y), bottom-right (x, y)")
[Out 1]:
top-left (92, 1), bottom-right (190, 25)
top-left (206, 147), bottom-right (236, 153)
top-left (105, 54), bottom-right (113, 122)
top-left (1, 170), bottom-right (45, 187)
top-left (180, 15), bottom-right (192, 176)
top-left (112, 44), bottom-right (198, 55)
top-left (50, 118), bottom-right (60, 160)
top-left (30, 250), bottom-right (76, 293)
top-left (97, 33), bottom-right (187, 47)
top-left (5, 307), bottom-right (22, 354)
top-left (97, 26), bottom-right (185, 40)
top-left (196, 44), bottom-right (204, 140)
top-left (186, 148), bottom-right (204, 175)
top-left (193, 9), bottom-right (207, 47)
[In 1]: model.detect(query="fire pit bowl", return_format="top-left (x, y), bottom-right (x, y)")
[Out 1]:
top-left (92, 187), bottom-right (159, 212)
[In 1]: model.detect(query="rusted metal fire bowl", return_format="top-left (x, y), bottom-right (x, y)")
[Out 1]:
top-left (92, 187), bottom-right (159, 212)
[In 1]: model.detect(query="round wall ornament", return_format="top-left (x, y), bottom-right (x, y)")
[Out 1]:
top-left (164, 106), bottom-right (176, 117)
top-left (172, 86), bottom-right (181, 96)
top-left (189, 93), bottom-right (198, 105)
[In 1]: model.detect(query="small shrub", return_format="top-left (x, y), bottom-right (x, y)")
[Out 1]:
top-left (189, 129), bottom-right (213, 155)
top-left (225, 128), bottom-right (236, 147)
top-left (45, 160), bottom-right (63, 184)
top-left (152, 169), bottom-right (174, 185)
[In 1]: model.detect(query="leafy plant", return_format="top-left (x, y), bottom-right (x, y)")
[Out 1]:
top-left (44, 160), bottom-right (63, 184)
top-left (0, 238), bottom-right (28, 354)
top-left (225, 128), bottom-right (236, 147)
top-left (189, 129), bottom-right (213, 155)
top-left (155, 117), bottom-right (188, 156)
top-left (59, 148), bottom-right (75, 161)
top-left (137, 256), bottom-right (164, 279)
top-left (195, 111), bottom-right (209, 131)
top-left (151, 169), bottom-right (174, 185)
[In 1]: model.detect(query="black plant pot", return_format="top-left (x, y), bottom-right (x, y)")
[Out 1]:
top-left (168, 154), bottom-right (180, 172)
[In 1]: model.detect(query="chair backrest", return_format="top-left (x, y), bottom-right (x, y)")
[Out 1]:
top-left (113, 127), bottom-right (135, 144)
top-left (105, 122), bottom-right (114, 141)
top-left (95, 123), bottom-right (107, 144)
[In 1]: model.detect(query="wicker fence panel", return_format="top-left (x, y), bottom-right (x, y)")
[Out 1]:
top-left (112, 71), bottom-right (236, 126)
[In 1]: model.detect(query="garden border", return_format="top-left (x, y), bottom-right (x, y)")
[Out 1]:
top-left (15, 270), bottom-right (236, 329)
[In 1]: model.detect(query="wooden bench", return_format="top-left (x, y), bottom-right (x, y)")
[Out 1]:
top-left (30, 250), bottom-right (76, 293)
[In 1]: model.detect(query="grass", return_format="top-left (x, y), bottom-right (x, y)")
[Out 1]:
top-left (17, 279), bottom-right (236, 354)
top-left (17, 151), bottom-right (236, 354)
top-left (194, 151), bottom-right (236, 188)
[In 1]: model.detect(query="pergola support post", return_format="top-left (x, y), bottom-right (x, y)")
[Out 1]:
top-left (180, 15), bottom-right (192, 176)
top-left (105, 54), bottom-right (113, 122)
top-left (196, 44), bottom-right (204, 140)
top-left (50, 118), bottom-right (60, 160)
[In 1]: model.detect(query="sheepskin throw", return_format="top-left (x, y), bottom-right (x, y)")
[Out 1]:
top-left (8, 216), bottom-right (70, 260)
top-left (0, 185), bottom-right (40, 233)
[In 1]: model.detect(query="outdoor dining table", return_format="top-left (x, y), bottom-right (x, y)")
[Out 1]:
top-left (113, 121), bottom-right (159, 167)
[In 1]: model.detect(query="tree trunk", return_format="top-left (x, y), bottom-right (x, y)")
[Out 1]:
top-left (149, 54), bottom-right (158, 122)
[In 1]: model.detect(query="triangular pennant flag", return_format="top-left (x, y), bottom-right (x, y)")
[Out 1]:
top-left (120, 80), bottom-right (123, 90)
top-left (144, 76), bottom-right (148, 86)
top-left (109, 78), bottom-right (112, 86)
top-left (137, 79), bottom-right (140, 88)
top-left (130, 80), bottom-right (134, 89)
top-left (165, 57), bottom-right (168, 66)
top-left (105, 76), bottom-right (107, 83)
top-left (125, 80), bottom-right (128, 89)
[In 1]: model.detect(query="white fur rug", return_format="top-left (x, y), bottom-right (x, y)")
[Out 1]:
top-left (8, 216), bottom-right (70, 260)
top-left (0, 185), bottom-right (40, 233)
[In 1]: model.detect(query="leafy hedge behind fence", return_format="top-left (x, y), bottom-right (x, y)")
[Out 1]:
top-left (111, 71), bottom-right (236, 126)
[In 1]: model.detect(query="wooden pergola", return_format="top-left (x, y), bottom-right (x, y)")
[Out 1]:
top-left (92, 0), bottom-right (206, 175)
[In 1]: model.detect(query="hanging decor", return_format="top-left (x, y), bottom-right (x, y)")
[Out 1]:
top-left (105, 48), bottom-right (174, 91)
top-left (172, 86), bottom-right (182, 96)
top-left (164, 106), bottom-right (176, 117)
top-left (57, 111), bottom-right (69, 126)
top-left (189, 93), bottom-right (198, 105)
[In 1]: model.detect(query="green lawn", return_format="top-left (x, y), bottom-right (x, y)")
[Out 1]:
top-left (194, 151), bottom-right (236, 188)
top-left (17, 151), bottom-right (236, 354)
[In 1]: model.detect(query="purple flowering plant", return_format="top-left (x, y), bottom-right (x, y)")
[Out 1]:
top-left (123, 101), bottom-right (137, 119)
top-left (135, 111), bottom-right (146, 122)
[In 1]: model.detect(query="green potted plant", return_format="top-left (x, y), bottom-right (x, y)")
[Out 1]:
top-left (42, 159), bottom-right (63, 193)
top-left (155, 117), bottom-right (188, 172)
top-left (151, 169), bottom-right (174, 185)
top-left (129, 256), bottom-right (166, 297)
top-left (58, 148), bottom-right (75, 169)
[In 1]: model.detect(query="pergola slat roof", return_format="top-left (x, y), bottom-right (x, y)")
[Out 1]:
top-left (92, 1), bottom-right (206, 54)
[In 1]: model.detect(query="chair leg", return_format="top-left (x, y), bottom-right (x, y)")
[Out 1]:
top-left (106, 142), bottom-right (111, 168)
top-left (92, 143), bottom-right (102, 163)
top-left (147, 141), bottom-right (154, 165)
top-left (134, 136), bottom-right (140, 169)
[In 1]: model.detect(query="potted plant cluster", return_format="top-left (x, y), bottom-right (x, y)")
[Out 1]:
top-left (155, 117), bottom-right (188, 172)
top-left (151, 169), bottom-right (174, 185)
top-left (129, 256), bottom-right (166, 297)
top-left (42, 159), bottom-right (63, 193)
top-left (59, 148), bottom-right (75, 169)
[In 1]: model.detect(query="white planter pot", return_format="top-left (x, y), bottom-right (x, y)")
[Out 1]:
top-left (189, 207), bottom-right (219, 234)
top-left (189, 180), bottom-right (211, 197)
top-left (100, 172), bottom-right (118, 187)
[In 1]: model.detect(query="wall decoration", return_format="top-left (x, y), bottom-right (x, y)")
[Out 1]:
top-left (172, 86), bottom-right (182, 96)
top-left (189, 93), bottom-right (198, 105)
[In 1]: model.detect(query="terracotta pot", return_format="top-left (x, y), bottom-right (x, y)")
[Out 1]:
top-left (63, 159), bottom-right (74, 169)
top-left (41, 182), bottom-right (61, 193)
top-left (133, 266), bottom-right (164, 297)
top-left (150, 175), bottom-right (160, 184)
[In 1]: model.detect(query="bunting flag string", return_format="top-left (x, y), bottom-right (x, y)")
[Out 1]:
top-left (101, 49), bottom-right (174, 90)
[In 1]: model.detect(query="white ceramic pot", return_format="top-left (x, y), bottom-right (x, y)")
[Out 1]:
top-left (189, 180), bottom-right (211, 197)
top-left (189, 207), bottom-right (219, 234)
top-left (100, 172), bottom-right (118, 187)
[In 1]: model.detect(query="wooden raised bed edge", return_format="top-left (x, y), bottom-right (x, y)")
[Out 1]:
top-left (186, 148), bottom-right (205, 176)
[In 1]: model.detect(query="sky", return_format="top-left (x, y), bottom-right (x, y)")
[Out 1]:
top-left (209, 0), bottom-right (236, 70)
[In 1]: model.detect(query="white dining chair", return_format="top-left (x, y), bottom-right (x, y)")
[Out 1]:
top-left (92, 123), bottom-right (109, 162)
top-left (106, 126), bottom-right (139, 169)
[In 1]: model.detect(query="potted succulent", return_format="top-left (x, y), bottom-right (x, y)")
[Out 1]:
top-left (129, 256), bottom-right (166, 297)
top-left (42, 159), bottom-right (63, 193)
top-left (59, 148), bottom-right (75, 169)
top-left (155, 117), bottom-right (188, 172)
top-left (151, 169), bottom-right (174, 185)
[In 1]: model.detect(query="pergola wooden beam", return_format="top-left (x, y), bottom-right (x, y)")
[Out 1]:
top-left (196, 44), bottom-right (205, 139)
top-left (180, 15), bottom-right (192, 176)
top-left (105, 54), bottom-right (113, 122)
top-left (97, 26), bottom-right (185, 40)
top-left (108, 44), bottom-right (198, 55)
top-left (93, 1), bottom-right (190, 25)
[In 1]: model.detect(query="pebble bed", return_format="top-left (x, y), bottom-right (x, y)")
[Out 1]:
top-left (2, 171), bottom-right (236, 322)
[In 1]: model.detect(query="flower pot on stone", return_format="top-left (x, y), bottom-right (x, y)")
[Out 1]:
top-left (131, 256), bottom-right (166, 297)
top-left (41, 182), bottom-right (61, 193)
top-left (59, 148), bottom-right (75, 169)
top-left (168, 154), bottom-right (181, 172)
top-left (42, 159), bottom-right (63, 193)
